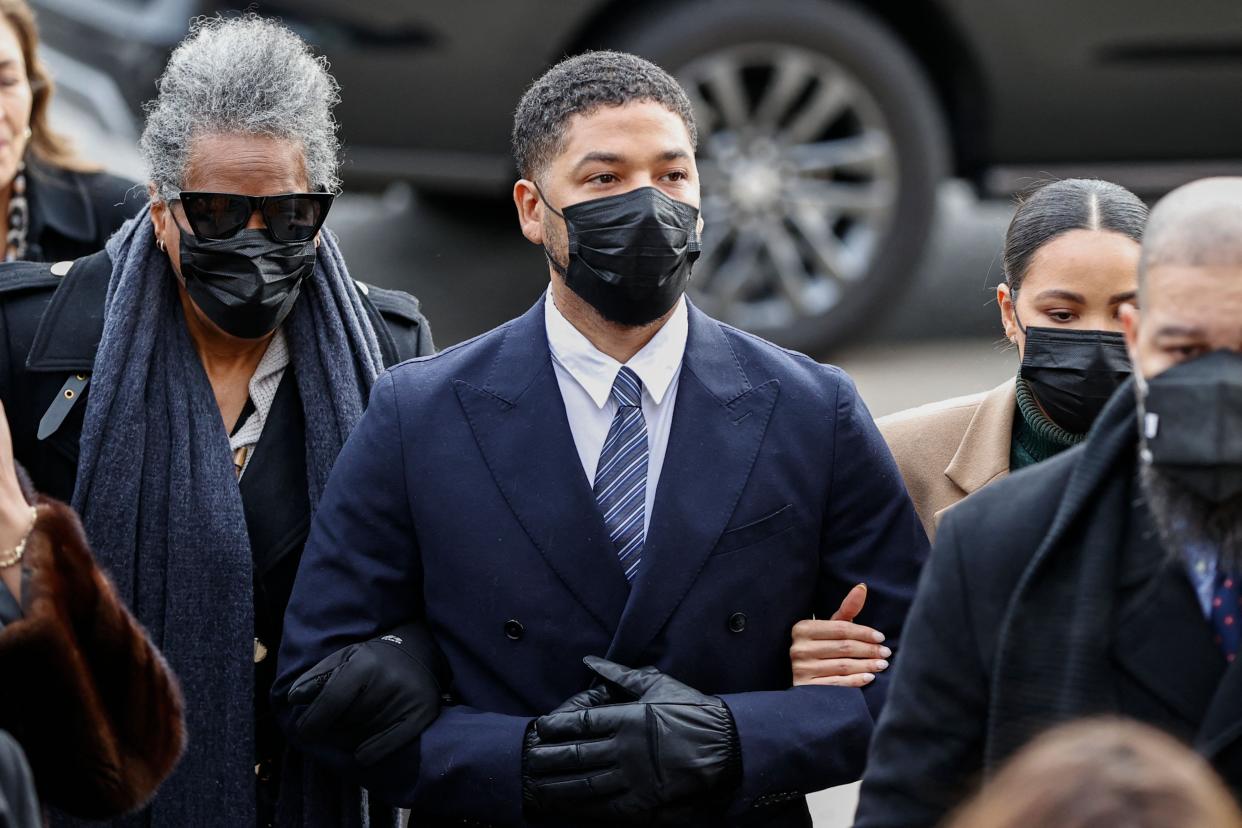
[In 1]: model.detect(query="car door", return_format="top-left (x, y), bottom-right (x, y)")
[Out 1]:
top-left (939, 0), bottom-right (1242, 167)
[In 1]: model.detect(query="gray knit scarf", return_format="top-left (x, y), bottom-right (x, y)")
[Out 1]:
top-left (66, 207), bottom-right (384, 827)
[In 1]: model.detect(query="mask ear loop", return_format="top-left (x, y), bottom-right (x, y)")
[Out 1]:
top-left (1007, 280), bottom-right (1028, 336)
top-left (532, 181), bottom-right (566, 221)
top-left (532, 181), bottom-right (571, 277)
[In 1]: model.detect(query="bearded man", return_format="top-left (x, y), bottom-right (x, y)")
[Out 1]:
top-left (855, 176), bottom-right (1242, 828)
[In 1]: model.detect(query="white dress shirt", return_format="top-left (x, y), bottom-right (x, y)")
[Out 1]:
top-left (545, 292), bottom-right (687, 535)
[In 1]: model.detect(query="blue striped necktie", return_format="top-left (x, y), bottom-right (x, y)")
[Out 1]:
top-left (594, 367), bottom-right (648, 581)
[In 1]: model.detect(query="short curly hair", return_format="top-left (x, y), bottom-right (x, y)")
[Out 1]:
top-left (512, 50), bottom-right (698, 181)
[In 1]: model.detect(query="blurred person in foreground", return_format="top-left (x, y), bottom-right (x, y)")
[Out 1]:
top-left (0, 0), bottom-right (140, 262)
top-left (790, 179), bottom-right (1142, 685)
top-left (853, 176), bottom-right (1242, 827)
top-left (947, 719), bottom-right (1242, 828)
top-left (0, 13), bottom-right (433, 827)
top-left (274, 50), bottom-right (926, 827)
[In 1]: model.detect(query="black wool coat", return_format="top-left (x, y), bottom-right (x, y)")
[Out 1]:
top-left (854, 380), bottom-right (1242, 828)
top-left (0, 730), bottom-right (39, 828)
top-left (21, 159), bottom-right (142, 263)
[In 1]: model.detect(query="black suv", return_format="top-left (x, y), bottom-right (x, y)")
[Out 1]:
top-left (33, 0), bottom-right (1242, 352)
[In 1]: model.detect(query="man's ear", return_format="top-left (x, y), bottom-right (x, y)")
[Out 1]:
top-left (514, 179), bottom-right (544, 246)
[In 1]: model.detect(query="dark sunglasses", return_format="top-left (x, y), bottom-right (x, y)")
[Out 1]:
top-left (175, 191), bottom-right (335, 243)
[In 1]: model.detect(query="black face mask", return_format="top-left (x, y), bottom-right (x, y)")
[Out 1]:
top-left (178, 228), bottom-right (316, 339)
top-left (539, 185), bottom-right (700, 327)
top-left (1142, 350), bottom-right (1242, 504)
top-left (1017, 325), bottom-right (1133, 434)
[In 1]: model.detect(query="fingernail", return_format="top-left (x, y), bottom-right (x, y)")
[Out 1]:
top-left (854, 583), bottom-right (867, 590)
top-left (862, 673), bottom-right (875, 683)
top-left (879, 646), bottom-right (892, 658)
top-left (872, 631), bottom-right (886, 643)
top-left (875, 660), bottom-right (889, 671)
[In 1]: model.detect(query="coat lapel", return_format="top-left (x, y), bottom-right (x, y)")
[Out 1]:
top-left (1198, 654), bottom-right (1242, 758)
top-left (943, 379), bottom-right (1015, 497)
top-left (239, 373), bottom-right (311, 577)
top-left (25, 159), bottom-right (98, 251)
top-left (25, 250), bottom-right (112, 375)
top-left (1113, 499), bottom-right (1224, 727)
top-left (606, 305), bottom-right (778, 667)
top-left (24, 251), bottom-right (113, 464)
top-left (454, 299), bottom-right (629, 636)
top-left (1113, 571), bottom-right (1225, 726)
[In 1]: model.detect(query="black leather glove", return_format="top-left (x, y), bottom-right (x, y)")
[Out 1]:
top-left (287, 622), bottom-right (447, 766)
top-left (522, 656), bottom-right (741, 824)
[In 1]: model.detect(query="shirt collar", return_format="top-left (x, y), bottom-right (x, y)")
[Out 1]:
top-left (253, 328), bottom-right (290, 384)
top-left (544, 290), bottom-right (687, 409)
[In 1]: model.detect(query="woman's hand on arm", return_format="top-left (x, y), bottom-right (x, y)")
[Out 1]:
top-left (790, 583), bottom-right (892, 687)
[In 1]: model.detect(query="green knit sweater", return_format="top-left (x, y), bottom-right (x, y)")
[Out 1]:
top-left (1009, 376), bottom-right (1086, 471)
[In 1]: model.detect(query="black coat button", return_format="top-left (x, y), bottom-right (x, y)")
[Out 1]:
top-left (504, 619), bottom-right (525, 640)
top-left (728, 612), bottom-right (747, 633)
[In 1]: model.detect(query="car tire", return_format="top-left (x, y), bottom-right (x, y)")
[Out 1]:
top-left (604, 0), bottom-right (949, 355)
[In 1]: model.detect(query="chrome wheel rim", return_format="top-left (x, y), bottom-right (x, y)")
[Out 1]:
top-left (677, 43), bottom-right (899, 332)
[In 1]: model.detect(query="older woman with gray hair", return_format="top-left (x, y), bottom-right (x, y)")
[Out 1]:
top-left (0, 13), bottom-right (435, 827)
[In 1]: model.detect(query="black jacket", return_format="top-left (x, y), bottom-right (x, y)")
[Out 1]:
top-left (0, 248), bottom-right (432, 821)
top-left (854, 382), bottom-right (1242, 827)
top-left (0, 731), bottom-right (38, 828)
top-left (22, 160), bottom-right (142, 263)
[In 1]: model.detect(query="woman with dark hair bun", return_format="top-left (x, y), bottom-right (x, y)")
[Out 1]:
top-left (789, 179), bottom-right (1145, 688)
top-left (877, 178), bottom-right (1145, 538)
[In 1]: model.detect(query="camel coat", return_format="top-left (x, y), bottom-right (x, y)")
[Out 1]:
top-left (877, 379), bottom-right (1017, 540)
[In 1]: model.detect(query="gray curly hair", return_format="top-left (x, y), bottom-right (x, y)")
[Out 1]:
top-left (140, 13), bottom-right (341, 201)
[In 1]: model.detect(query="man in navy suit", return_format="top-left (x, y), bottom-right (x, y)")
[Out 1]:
top-left (275, 51), bottom-right (927, 826)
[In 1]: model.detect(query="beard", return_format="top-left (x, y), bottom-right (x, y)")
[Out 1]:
top-left (541, 212), bottom-right (571, 275)
top-left (1139, 449), bottom-right (1242, 574)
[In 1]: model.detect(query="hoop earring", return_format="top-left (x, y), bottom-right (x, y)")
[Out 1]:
top-left (157, 238), bottom-right (166, 252)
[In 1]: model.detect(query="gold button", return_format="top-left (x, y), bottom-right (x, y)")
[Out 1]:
top-left (254, 638), bottom-right (268, 663)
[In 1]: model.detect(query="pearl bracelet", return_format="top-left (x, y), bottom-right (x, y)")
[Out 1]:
top-left (0, 505), bottom-right (39, 568)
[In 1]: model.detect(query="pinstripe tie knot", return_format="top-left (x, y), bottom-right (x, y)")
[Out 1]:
top-left (610, 367), bottom-right (643, 408)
